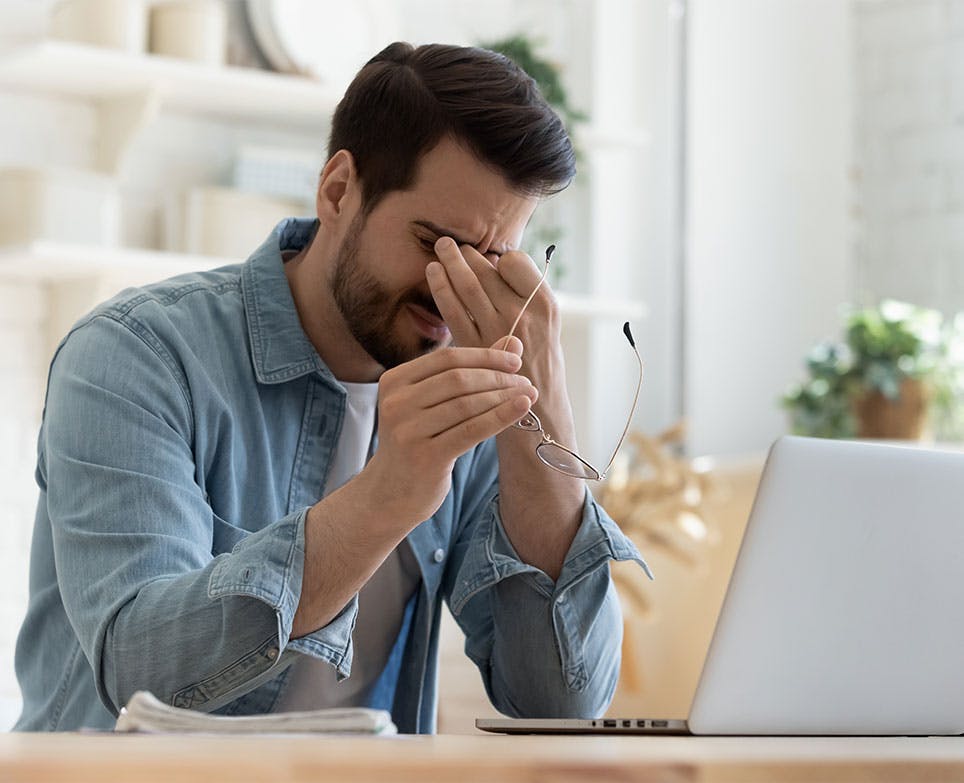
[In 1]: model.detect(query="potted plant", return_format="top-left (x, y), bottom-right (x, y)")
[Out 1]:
top-left (782, 300), bottom-right (964, 441)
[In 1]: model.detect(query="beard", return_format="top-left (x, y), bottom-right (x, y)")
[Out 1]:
top-left (330, 214), bottom-right (446, 370)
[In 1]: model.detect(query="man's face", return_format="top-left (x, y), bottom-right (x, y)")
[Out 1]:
top-left (329, 137), bottom-right (538, 370)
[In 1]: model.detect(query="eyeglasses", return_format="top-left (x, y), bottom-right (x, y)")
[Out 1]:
top-left (501, 245), bottom-right (644, 481)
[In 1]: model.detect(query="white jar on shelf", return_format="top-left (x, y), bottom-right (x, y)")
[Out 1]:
top-left (49, 0), bottom-right (149, 55)
top-left (149, 0), bottom-right (227, 66)
top-left (0, 168), bottom-right (120, 248)
top-left (170, 186), bottom-right (308, 260)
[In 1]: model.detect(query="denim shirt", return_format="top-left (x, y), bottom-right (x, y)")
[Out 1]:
top-left (14, 218), bottom-right (650, 733)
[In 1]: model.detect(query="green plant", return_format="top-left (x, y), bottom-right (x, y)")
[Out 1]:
top-left (480, 34), bottom-right (587, 138)
top-left (782, 341), bottom-right (857, 438)
top-left (782, 300), bottom-right (964, 439)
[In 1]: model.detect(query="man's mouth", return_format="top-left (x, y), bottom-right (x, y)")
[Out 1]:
top-left (406, 302), bottom-right (449, 342)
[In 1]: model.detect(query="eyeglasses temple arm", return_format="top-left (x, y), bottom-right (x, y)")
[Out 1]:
top-left (600, 322), bottom-right (644, 478)
top-left (499, 245), bottom-right (554, 351)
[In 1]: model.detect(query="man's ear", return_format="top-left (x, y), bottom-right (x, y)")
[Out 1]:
top-left (316, 149), bottom-right (361, 225)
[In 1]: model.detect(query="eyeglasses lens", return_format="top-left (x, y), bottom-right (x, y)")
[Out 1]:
top-left (535, 443), bottom-right (600, 480)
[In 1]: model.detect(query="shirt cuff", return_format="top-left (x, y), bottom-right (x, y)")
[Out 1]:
top-left (206, 507), bottom-right (357, 678)
top-left (449, 488), bottom-right (652, 616)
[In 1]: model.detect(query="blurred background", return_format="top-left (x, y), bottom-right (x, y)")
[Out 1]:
top-left (0, 0), bottom-right (961, 732)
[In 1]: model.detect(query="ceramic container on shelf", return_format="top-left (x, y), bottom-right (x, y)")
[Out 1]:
top-left (149, 0), bottom-right (228, 66)
top-left (0, 167), bottom-right (120, 248)
top-left (49, 0), bottom-right (148, 55)
top-left (171, 186), bottom-right (307, 260)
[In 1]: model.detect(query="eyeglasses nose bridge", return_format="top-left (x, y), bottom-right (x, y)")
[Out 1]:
top-left (514, 409), bottom-right (543, 432)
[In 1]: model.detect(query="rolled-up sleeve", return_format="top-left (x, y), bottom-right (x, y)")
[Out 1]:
top-left (43, 314), bottom-right (351, 716)
top-left (447, 482), bottom-right (652, 719)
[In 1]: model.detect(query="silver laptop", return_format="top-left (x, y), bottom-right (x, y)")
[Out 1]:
top-left (478, 435), bottom-right (964, 736)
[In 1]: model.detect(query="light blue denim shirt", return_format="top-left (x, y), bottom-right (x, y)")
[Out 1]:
top-left (14, 218), bottom-right (650, 733)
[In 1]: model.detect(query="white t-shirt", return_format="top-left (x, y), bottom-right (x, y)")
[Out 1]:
top-left (275, 380), bottom-right (421, 711)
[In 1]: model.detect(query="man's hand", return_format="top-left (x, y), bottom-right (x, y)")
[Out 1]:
top-left (424, 236), bottom-right (586, 582)
top-left (363, 341), bottom-right (538, 530)
top-left (293, 340), bottom-right (536, 638)
top-left (426, 236), bottom-right (558, 356)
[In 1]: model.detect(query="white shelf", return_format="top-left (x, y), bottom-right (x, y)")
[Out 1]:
top-left (0, 241), bottom-right (646, 322)
top-left (0, 242), bottom-right (235, 282)
top-left (0, 41), bottom-right (339, 130)
top-left (556, 291), bottom-right (646, 323)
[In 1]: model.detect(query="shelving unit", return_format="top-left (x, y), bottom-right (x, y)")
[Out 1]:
top-left (0, 41), bottom-right (338, 172)
top-left (0, 41), bottom-right (339, 126)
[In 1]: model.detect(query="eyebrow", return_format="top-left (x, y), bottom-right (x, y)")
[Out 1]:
top-left (411, 220), bottom-right (511, 256)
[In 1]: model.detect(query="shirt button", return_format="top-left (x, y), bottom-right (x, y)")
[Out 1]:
top-left (432, 548), bottom-right (445, 564)
top-left (266, 647), bottom-right (279, 661)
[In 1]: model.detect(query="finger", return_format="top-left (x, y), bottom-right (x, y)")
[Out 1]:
top-left (492, 335), bottom-right (523, 357)
top-left (383, 345), bottom-right (521, 386)
top-left (407, 366), bottom-right (533, 410)
top-left (426, 260), bottom-right (479, 343)
top-left (419, 384), bottom-right (538, 438)
top-left (434, 237), bottom-right (503, 322)
top-left (432, 395), bottom-right (534, 455)
top-left (496, 250), bottom-right (546, 299)
top-left (449, 241), bottom-right (511, 309)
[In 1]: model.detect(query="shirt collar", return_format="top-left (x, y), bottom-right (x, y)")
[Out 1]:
top-left (241, 217), bottom-right (339, 386)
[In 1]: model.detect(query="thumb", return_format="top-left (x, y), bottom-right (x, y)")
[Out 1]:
top-left (493, 335), bottom-right (523, 357)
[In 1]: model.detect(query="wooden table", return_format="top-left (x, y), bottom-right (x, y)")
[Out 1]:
top-left (2, 732), bottom-right (964, 783)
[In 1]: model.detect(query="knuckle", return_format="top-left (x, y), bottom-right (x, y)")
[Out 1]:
top-left (378, 369), bottom-right (400, 392)
top-left (532, 286), bottom-right (558, 319)
top-left (462, 415), bottom-right (487, 442)
top-left (500, 388), bottom-right (520, 405)
top-left (453, 395), bottom-right (475, 420)
top-left (438, 346), bottom-right (460, 364)
top-left (450, 368), bottom-right (472, 391)
top-left (379, 394), bottom-right (402, 420)
top-left (490, 369), bottom-right (510, 388)
top-left (382, 392), bottom-right (417, 427)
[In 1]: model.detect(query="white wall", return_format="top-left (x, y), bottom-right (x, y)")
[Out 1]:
top-left (854, 0), bottom-right (964, 316)
top-left (586, 0), bottom-right (684, 455)
top-left (685, 0), bottom-right (854, 456)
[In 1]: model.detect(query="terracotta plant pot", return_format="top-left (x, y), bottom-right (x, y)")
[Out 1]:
top-left (853, 378), bottom-right (929, 439)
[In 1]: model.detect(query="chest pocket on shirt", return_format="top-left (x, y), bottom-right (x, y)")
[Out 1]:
top-left (211, 512), bottom-right (248, 556)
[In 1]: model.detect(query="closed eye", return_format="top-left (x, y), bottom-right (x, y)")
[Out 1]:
top-left (417, 236), bottom-right (438, 253)
top-left (417, 233), bottom-right (499, 264)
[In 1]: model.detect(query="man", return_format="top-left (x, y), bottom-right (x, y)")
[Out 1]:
top-left (15, 42), bottom-right (649, 732)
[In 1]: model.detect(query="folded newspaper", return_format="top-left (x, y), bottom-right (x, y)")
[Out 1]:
top-left (115, 691), bottom-right (397, 735)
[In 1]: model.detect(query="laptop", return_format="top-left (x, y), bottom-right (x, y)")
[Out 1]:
top-left (477, 435), bottom-right (964, 736)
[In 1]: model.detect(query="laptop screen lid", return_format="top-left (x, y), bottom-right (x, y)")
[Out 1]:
top-left (688, 435), bottom-right (964, 736)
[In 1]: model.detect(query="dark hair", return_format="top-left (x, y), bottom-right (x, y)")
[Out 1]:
top-left (327, 42), bottom-right (576, 213)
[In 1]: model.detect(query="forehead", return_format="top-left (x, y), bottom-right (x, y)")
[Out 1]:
top-left (380, 137), bottom-right (539, 251)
